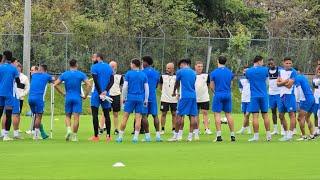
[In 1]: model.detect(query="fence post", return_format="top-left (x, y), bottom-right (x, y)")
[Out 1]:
top-left (139, 31), bottom-right (143, 59)
top-left (159, 26), bottom-right (165, 73)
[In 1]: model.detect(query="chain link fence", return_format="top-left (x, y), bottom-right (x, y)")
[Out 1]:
top-left (0, 33), bottom-right (319, 75)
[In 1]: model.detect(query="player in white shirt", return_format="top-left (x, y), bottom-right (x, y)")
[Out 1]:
top-left (267, 59), bottom-right (283, 135)
top-left (237, 66), bottom-right (251, 134)
top-left (313, 66), bottom-right (320, 135)
top-left (99, 61), bottom-right (123, 135)
top-left (159, 63), bottom-right (178, 135)
top-left (194, 61), bottom-right (212, 135)
top-left (312, 69), bottom-right (320, 135)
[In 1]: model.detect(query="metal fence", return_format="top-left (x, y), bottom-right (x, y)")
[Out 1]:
top-left (0, 32), bottom-right (319, 75)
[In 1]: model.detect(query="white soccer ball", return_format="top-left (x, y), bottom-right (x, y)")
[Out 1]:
top-left (221, 117), bottom-right (228, 123)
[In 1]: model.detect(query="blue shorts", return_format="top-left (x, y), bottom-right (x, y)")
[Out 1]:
top-left (241, 102), bottom-right (250, 113)
top-left (0, 95), bottom-right (14, 108)
top-left (142, 101), bottom-right (158, 116)
top-left (65, 98), bottom-right (82, 114)
top-left (124, 100), bottom-right (144, 114)
top-left (269, 94), bottom-right (280, 109)
top-left (278, 94), bottom-right (296, 113)
top-left (90, 93), bottom-right (111, 109)
top-left (28, 96), bottom-right (45, 114)
top-left (12, 98), bottom-right (20, 114)
top-left (300, 96), bottom-right (315, 113)
top-left (177, 98), bottom-right (198, 116)
top-left (248, 96), bottom-right (269, 113)
top-left (212, 94), bottom-right (232, 113)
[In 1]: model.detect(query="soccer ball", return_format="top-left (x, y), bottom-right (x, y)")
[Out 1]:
top-left (221, 117), bottom-right (228, 124)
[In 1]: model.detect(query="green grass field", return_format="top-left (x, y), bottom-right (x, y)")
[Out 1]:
top-left (0, 113), bottom-right (319, 180)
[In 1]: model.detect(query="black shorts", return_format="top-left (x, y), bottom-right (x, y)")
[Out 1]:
top-left (160, 102), bottom-right (177, 112)
top-left (197, 101), bottom-right (210, 110)
top-left (110, 95), bottom-right (121, 112)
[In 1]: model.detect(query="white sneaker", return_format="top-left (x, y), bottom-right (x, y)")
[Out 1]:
top-left (160, 131), bottom-right (165, 135)
top-left (177, 135), bottom-right (183, 141)
top-left (167, 137), bottom-right (178, 142)
top-left (248, 137), bottom-right (259, 142)
top-left (194, 135), bottom-right (200, 141)
top-left (3, 136), bottom-right (13, 141)
top-left (271, 130), bottom-right (278, 135)
top-left (293, 129), bottom-right (297, 135)
top-left (279, 136), bottom-right (292, 142)
top-left (187, 136), bottom-right (192, 142)
top-left (205, 129), bottom-right (213, 135)
top-left (236, 128), bottom-right (245, 135)
top-left (71, 134), bottom-right (78, 142)
top-left (296, 136), bottom-right (308, 141)
top-left (65, 132), bottom-right (72, 141)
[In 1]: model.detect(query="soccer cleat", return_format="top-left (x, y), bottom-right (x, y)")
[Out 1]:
top-left (279, 136), bottom-right (292, 142)
top-left (13, 136), bottom-right (24, 140)
top-left (248, 137), bottom-right (258, 142)
top-left (205, 129), bottom-right (213, 135)
top-left (231, 136), bottom-right (236, 142)
top-left (187, 136), bottom-right (192, 142)
top-left (270, 131), bottom-right (278, 135)
top-left (236, 128), bottom-right (245, 135)
top-left (155, 137), bottom-right (163, 142)
top-left (65, 132), bottom-right (72, 141)
top-left (215, 136), bottom-right (223, 142)
top-left (116, 137), bottom-right (123, 143)
top-left (132, 137), bottom-right (138, 143)
top-left (71, 134), bottom-right (78, 142)
top-left (296, 136), bottom-right (308, 141)
top-left (3, 136), bottom-right (13, 141)
top-left (308, 135), bottom-right (315, 140)
top-left (114, 129), bottom-right (119, 135)
top-left (160, 130), bottom-right (165, 135)
top-left (106, 136), bottom-right (112, 143)
top-left (167, 137), bottom-right (178, 142)
top-left (88, 136), bottom-right (99, 142)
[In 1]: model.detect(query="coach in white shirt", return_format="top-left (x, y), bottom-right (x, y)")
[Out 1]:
top-left (16, 63), bottom-right (30, 113)
top-left (194, 61), bottom-right (212, 135)
top-left (159, 63), bottom-right (178, 134)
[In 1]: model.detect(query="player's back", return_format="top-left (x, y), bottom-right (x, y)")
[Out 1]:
top-left (246, 66), bottom-right (268, 97)
top-left (176, 67), bottom-right (196, 99)
top-left (0, 63), bottom-right (18, 97)
top-left (296, 74), bottom-right (313, 97)
top-left (60, 70), bottom-right (87, 99)
top-left (210, 67), bottom-right (233, 95)
top-left (142, 67), bottom-right (160, 101)
top-left (30, 72), bottom-right (52, 97)
top-left (91, 62), bottom-right (113, 94)
top-left (125, 70), bottom-right (147, 101)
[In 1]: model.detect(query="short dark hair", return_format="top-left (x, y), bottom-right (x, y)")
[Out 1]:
top-left (40, 64), bottom-right (48, 72)
top-left (96, 53), bottom-right (104, 60)
top-left (131, 58), bottom-right (141, 68)
top-left (268, 58), bottom-right (274, 62)
top-left (218, 56), bottom-right (227, 65)
top-left (253, 55), bottom-right (263, 63)
top-left (0, 54), bottom-right (2, 61)
top-left (283, 57), bottom-right (292, 62)
top-left (178, 58), bottom-right (191, 66)
top-left (69, 59), bottom-right (77, 67)
top-left (294, 67), bottom-right (299, 72)
top-left (142, 56), bottom-right (153, 65)
top-left (3, 50), bottom-right (13, 62)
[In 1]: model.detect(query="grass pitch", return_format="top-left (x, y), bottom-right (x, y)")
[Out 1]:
top-left (0, 114), bottom-right (319, 180)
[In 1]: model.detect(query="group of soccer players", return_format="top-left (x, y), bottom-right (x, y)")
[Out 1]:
top-left (0, 50), bottom-right (319, 143)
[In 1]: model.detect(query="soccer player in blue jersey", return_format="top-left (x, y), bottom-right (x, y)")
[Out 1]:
top-left (116, 58), bottom-right (149, 143)
top-left (54, 59), bottom-right (91, 142)
top-left (277, 57), bottom-right (297, 141)
top-left (89, 53), bottom-right (114, 142)
top-left (141, 56), bottom-right (162, 142)
top-left (0, 51), bottom-right (24, 141)
top-left (168, 59), bottom-right (198, 142)
top-left (246, 56), bottom-right (271, 142)
top-left (210, 56), bottom-right (235, 142)
top-left (28, 64), bottom-right (54, 140)
top-left (237, 66), bottom-right (252, 134)
top-left (295, 71), bottom-right (316, 140)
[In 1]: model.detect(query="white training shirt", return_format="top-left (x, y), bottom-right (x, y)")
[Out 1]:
top-left (313, 77), bottom-right (320, 104)
top-left (195, 73), bottom-right (210, 103)
top-left (268, 67), bottom-right (280, 95)
top-left (279, 69), bottom-right (295, 97)
top-left (238, 76), bottom-right (250, 103)
top-left (295, 85), bottom-right (304, 102)
top-left (160, 74), bottom-right (178, 103)
top-left (16, 73), bottom-right (30, 100)
top-left (109, 74), bottom-right (123, 96)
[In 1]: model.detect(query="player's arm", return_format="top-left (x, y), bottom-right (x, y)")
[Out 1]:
top-left (210, 80), bottom-right (215, 93)
top-left (144, 82), bottom-right (149, 106)
top-left (22, 76), bottom-right (30, 97)
top-left (53, 79), bottom-right (65, 96)
top-left (277, 77), bottom-right (289, 87)
top-left (122, 81), bottom-right (128, 102)
top-left (172, 80), bottom-right (180, 97)
top-left (103, 75), bottom-right (114, 95)
top-left (284, 79), bottom-right (295, 89)
top-left (82, 79), bottom-right (91, 99)
top-left (158, 75), bottom-right (163, 90)
top-left (92, 74), bottom-right (102, 95)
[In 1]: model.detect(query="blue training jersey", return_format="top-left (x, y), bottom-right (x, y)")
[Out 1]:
top-left (125, 70), bottom-right (148, 101)
top-left (91, 61), bottom-right (113, 95)
top-left (210, 66), bottom-right (234, 95)
top-left (59, 70), bottom-right (88, 99)
top-left (0, 63), bottom-right (19, 97)
top-left (142, 67), bottom-right (160, 102)
top-left (295, 74), bottom-right (313, 98)
top-left (176, 67), bottom-right (196, 99)
top-left (245, 66), bottom-right (268, 98)
top-left (29, 72), bottom-right (53, 97)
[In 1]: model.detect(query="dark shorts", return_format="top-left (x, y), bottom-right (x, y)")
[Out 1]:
top-left (110, 95), bottom-right (121, 112)
top-left (197, 101), bottom-right (209, 110)
top-left (160, 102), bottom-right (177, 112)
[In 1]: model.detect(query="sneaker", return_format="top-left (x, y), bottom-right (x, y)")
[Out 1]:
top-left (3, 136), bottom-right (13, 141)
top-left (13, 136), bottom-right (24, 140)
top-left (167, 137), bottom-right (178, 142)
top-left (248, 137), bottom-right (258, 142)
top-left (71, 134), bottom-right (78, 142)
top-left (88, 136), bottom-right (99, 142)
top-left (231, 136), bottom-right (236, 142)
top-left (65, 132), bottom-right (72, 141)
top-left (144, 136), bottom-right (151, 142)
top-left (114, 129), bottom-right (119, 135)
top-left (106, 136), bottom-right (112, 143)
top-left (296, 136), bottom-right (308, 141)
top-left (271, 130), bottom-right (278, 135)
top-left (116, 137), bottom-right (123, 143)
top-left (215, 136), bottom-right (223, 142)
top-left (279, 136), bottom-right (292, 142)
top-left (25, 130), bottom-right (33, 135)
top-left (194, 135), bottom-right (200, 141)
top-left (32, 136), bottom-right (40, 140)
top-left (41, 133), bottom-right (49, 140)
top-left (308, 135), bottom-right (315, 140)
top-left (205, 129), bottom-right (213, 135)
top-left (177, 135), bottom-right (183, 141)
top-left (160, 130), bottom-right (165, 135)
top-left (156, 137), bottom-right (163, 142)
top-left (236, 128), bottom-right (245, 135)
top-left (187, 136), bottom-right (192, 142)
top-left (132, 137), bottom-right (138, 143)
